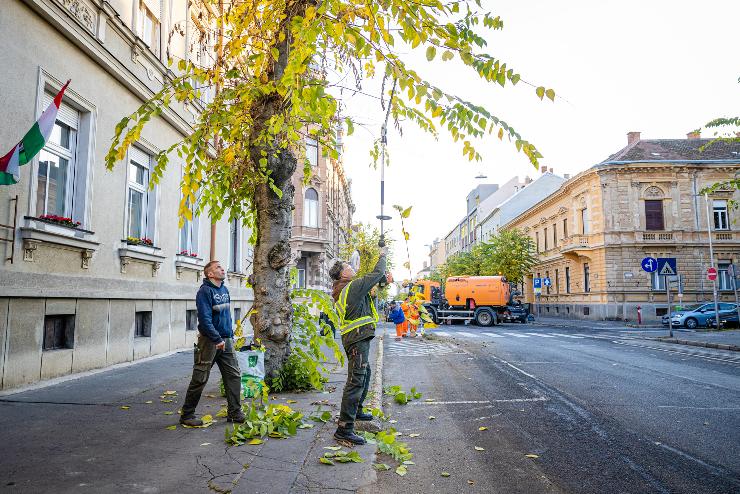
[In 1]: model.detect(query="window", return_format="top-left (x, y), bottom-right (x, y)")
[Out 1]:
top-left (138, 0), bottom-right (161, 56)
top-left (306, 137), bottom-right (319, 168)
top-left (555, 268), bottom-right (559, 294)
top-left (535, 231), bottom-right (539, 253)
top-left (304, 188), bottom-right (319, 228)
top-left (581, 208), bottom-right (589, 234)
top-left (127, 147), bottom-right (154, 240)
top-left (186, 310), bottom-right (197, 331)
top-left (544, 228), bottom-right (548, 250)
top-left (713, 200), bottom-right (729, 230)
top-left (553, 224), bottom-right (557, 247)
top-left (583, 263), bottom-right (590, 293)
top-left (545, 270), bottom-right (550, 294)
top-left (234, 307), bottom-right (242, 326)
top-left (563, 218), bottom-right (568, 238)
top-left (179, 200), bottom-right (199, 256)
top-left (43, 315), bottom-right (75, 350)
top-left (36, 117), bottom-right (78, 218)
top-left (229, 218), bottom-right (241, 272)
top-left (645, 200), bottom-right (664, 230)
top-left (135, 311), bottom-right (152, 337)
top-left (718, 261), bottom-right (732, 291)
top-left (651, 272), bottom-right (678, 291)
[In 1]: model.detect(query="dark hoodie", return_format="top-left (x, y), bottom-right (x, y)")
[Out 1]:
top-left (332, 255), bottom-right (387, 347)
top-left (196, 278), bottom-right (233, 344)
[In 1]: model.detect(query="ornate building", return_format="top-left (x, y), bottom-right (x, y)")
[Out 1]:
top-left (289, 132), bottom-right (354, 290)
top-left (505, 132), bottom-right (740, 323)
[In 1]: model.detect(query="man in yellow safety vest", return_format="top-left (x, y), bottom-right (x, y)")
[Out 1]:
top-left (329, 246), bottom-right (392, 445)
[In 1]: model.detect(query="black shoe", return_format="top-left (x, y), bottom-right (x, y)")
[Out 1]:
top-left (334, 428), bottom-right (367, 445)
top-left (180, 417), bottom-right (204, 427)
top-left (356, 411), bottom-right (373, 421)
top-left (227, 413), bottom-right (247, 423)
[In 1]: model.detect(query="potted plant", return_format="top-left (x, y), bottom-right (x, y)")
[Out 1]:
top-left (38, 214), bottom-right (81, 228)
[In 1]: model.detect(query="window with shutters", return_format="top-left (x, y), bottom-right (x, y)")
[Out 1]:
top-left (43, 315), bottom-right (75, 350)
top-left (644, 200), bottom-right (664, 230)
top-left (138, 0), bottom-right (161, 56)
top-left (126, 147), bottom-right (156, 241)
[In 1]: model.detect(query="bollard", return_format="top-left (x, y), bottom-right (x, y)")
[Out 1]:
top-left (637, 305), bottom-right (642, 325)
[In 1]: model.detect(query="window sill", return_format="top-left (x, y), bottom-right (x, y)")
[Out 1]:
top-left (175, 255), bottom-right (205, 280)
top-left (118, 244), bottom-right (166, 276)
top-left (20, 218), bottom-right (99, 268)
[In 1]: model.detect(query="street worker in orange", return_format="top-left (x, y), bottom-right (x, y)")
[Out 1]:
top-left (403, 295), bottom-right (420, 337)
top-left (388, 300), bottom-right (407, 340)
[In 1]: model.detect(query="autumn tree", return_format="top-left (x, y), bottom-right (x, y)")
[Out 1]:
top-left (106, 0), bottom-right (551, 378)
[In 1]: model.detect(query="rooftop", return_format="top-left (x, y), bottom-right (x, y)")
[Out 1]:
top-left (602, 136), bottom-right (740, 163)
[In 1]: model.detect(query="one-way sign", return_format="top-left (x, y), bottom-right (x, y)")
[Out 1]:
top-left (657, 257), bottom-right (677, 276)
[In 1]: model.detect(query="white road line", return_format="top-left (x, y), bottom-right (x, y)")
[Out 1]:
top-left (504, 332), bottom-right (530, 338)
top-left (456, 332), bottom-right (480, 338)
top-left (482, 332), bottom-right (504, 338)
top-left (412, 397), bottom-right (549, 405)
top-left (551, 333), bottom-right (584, 339)
top-left (524, 333), bottom-right (555, 338)
top-left (433, 331), bottom-right (450, 336)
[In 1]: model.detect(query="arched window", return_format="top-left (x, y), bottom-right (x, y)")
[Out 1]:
top-left (304, 188), bottom-right (319, 227)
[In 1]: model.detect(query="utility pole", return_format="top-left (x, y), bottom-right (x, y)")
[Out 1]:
top-left (705, 193), bottom-right (721, 330)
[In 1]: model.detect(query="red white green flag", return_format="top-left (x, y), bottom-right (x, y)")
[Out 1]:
top-left (0, 80), bottom-right (71, 186)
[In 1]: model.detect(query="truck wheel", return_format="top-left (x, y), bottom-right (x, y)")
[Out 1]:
top-left (427, 307), bottom-right (438, 325)
top-left (474, 309), bottom-right (494, 327)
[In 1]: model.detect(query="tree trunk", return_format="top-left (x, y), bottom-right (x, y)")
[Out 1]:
top-left (248, 12), bottom-right (300, 379)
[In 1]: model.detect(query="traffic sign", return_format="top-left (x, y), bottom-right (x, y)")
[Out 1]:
top-left (707, 267), bottom-right (718, 281)
top-left (641, 257), bottom-right (657, 273)
top-left (657, 258), bottom-right (677, 276)
top-left (543, 277), bottom-right (552, 287)
top-left (533, 278), bottom-right (542, 289)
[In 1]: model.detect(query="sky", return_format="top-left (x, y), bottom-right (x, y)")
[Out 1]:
top-left (331, 0), bottom-right (740, 281)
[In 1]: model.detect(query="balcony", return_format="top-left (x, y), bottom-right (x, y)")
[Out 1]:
top-left (641, 232), bottom-right (674, 241)
top-left (715, 232), bottom-right (733, 241)
top-left (559, 234), bottom-right (596, 259)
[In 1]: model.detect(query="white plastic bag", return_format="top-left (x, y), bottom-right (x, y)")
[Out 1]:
top-left (236, 349), bottom-right (265, 379)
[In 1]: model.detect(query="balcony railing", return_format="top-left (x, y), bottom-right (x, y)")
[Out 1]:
top-left (642, 232), bottom-right (674, 241)
top-left (291, 226), bottom-right (326, 239)
top-left (715, 232), bottom-right (733, 241)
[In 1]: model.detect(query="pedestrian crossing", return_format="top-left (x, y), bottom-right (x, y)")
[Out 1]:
top-left (423, 329), bottom-right (591, 342)
top-left (385, 337), bottom-right (462, 357)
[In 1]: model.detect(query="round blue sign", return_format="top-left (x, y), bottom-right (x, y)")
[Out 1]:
top-left (641, 257), bottom-right (658, 273)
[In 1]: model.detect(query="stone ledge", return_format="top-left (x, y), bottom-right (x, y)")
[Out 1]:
top-left (118, 245), bottom-right (167, 276)
top-left (175, 256), bottom-right (205, 280)
top-left (20, 220), bottom-right (99, 268)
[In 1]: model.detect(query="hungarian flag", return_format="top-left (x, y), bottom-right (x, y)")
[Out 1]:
top-left (0, 80), bottom-right (71, 186)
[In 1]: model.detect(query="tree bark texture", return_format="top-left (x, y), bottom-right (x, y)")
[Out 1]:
top-left (248, 11), bottom-right (302, 379)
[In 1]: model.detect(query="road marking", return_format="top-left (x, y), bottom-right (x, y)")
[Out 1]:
top-left (656, 405), bottom-right (740, 411)
top-left (482, 332), bottom-right (504, 338)
top-left (551, 333), bottom-right (584, 339)
top-left (433, 331), bottom-right (450, 336)
top-left (412, 397), bottom-right (548, 405)
top-left (524, 333), bottom-right (555, 338)
top-left (456, 331), bottom-right (480, 338)
top-left (613, 340), bottom-right (740, 365)
top-left (503, 332), bottom-right (530, 338)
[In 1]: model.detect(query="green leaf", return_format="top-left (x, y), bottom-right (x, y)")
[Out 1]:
top-left (536, 86), bottom-right (545, 100)
top-left (426, 46), bottom-right (436, 61)
top-left (373, 463), bottom-right (391, 471)
top-left (395, 465), bottom-right (408, 476)
top-left (441, 472), bottom-right (451, 477)
top-left (319, 457), bottom-right (335, 465)
top-left (345, 117), bottom-right (354, 136)
top-left (545, 88), bottom-right (555, 101)
top-left (441, 50), bottom-right (454, 61)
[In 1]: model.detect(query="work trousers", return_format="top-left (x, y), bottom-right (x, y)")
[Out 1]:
top-left (395, 321), bottom-right (408, 337)
top-left (182, 335), bottom-right (242, 419)
top-left (338, 337), bottom-right (372, 429)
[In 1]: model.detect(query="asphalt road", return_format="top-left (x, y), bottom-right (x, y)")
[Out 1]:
top-left (362, 322), bottom-right (740, 494)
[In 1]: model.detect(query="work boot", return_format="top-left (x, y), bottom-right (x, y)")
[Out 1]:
top-left (227, 412), bottom-right (247, 423)
top-left (356, 411), bottom-right (373, 421)
top-left (179, 416), bottom-right (204, 427)
top-left (334, 427), bottom-right (366, 445)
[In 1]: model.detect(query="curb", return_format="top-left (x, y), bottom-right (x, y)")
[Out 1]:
top-left (370, 333), bottom-right (384, 411)
top-left (652, 337), bottom-right (740, 352)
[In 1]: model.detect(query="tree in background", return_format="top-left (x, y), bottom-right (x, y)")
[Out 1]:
top-left (339, 223), bottom-right (395, 279)
top-left (106, 0), bottom-right (551, 378)
top-left (698, 116), bottom-right (740, 200)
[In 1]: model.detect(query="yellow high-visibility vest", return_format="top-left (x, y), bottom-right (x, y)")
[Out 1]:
top-left (335, 280), bottom-right (379, 335)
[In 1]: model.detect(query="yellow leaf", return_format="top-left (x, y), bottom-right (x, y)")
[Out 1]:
top-left (545, 88), bottom-right (555, 101)
top-left (120, 406), bottom-right (130, 410)
top-left (202, 414), bottom-right (213, 424)
top-left (401, 206), bottom-right (413, 218)
top-left (286, 399), bottom-right (297, 404)
top-left (145, 400), bottom-right (153, 404)
top-left (474, 446), bottom-right (485, 451)
top-left (166, 425), bottom-right (177, 430)
top-left (498, 128), bottom-right (504, 140)
top-left (441, 472), bottom-right (450, 477)
top-left (525, 454), bottom-right (539, 459)
top-left (478, 426), bottom-right (488, 431)
top-left (403, 231), bottom-right (410, 241)
top-left (535, 86), bottom-right (545, 100)
top-left (248, 439), bottom-right (263, 445)
top-left (164, 411), bottom-right (174, 415)
top-left (163, 390), bottom-right (177, 395)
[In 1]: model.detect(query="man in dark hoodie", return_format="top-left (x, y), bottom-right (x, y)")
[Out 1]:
top-left (330, 246), bottom-right (392, 445)
top-left (180, 260), bottom-right (245, 426)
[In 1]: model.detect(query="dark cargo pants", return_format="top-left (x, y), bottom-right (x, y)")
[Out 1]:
top-left (338, 337), bottom-right (372, 429)
top-left (182, 336), bottom-right (242, 419)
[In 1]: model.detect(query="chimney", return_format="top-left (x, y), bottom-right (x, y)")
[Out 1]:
top-left (686, 131), bottom-right (701, 140)
top-left (541, 166), bottom-right (548, 174)
top-left (564, 173), bottom-right (571, 180)
top-left (627, 131), bottom-right (641, 146)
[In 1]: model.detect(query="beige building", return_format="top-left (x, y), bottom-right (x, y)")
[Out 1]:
top-left (505, 132), bottom-right (740, 323)
top-left (0, 0), bottom-right (255, 390)
top-left (289, 131), bottom-right (354, 290)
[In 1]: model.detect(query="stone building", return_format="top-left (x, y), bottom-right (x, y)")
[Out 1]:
top-left (0, 0), bottom-right (255, 390)
top-left (504, 132), bottom-right (740, 323)
top-left (288, 131), bottom-right (354, 290)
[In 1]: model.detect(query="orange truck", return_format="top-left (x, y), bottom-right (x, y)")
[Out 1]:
top-left (422, 276), bottom-right (511, 327)
top-left (411, 280), bottom-right (441, 302)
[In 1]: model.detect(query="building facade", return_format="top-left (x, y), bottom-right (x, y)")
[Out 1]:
top-left (505, 133), bottom-right (740, 323)
top-left (0, 0), bottom-right (255, 390)
top-left (289, 132), bottom-right (354, 291)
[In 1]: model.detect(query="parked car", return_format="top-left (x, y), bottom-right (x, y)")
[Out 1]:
top-left (707, 312), bottom-right (740, 329)
top-left (661, 303), bottom-right (738, 329)
top-left (501, 304), bottom-right (528, 323)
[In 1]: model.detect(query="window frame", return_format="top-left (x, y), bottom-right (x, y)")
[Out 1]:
top-left (304, 188), bottom-right (319, 228)
top-left (718, 261), bottom-right (732, 291)
top-left (306, 137), bottom-right (319, 168)
top-left (126, 156), bottom-right (150, 240)
top-left (713, 200), bottom-right (730, 231)
top-left (135, 311), bottom-right (152, 338)
top-left (179, 199), bottom-right (199, 256)
top-left (137, 0), bottom-right (161, 56)
top-left (583, 263), bottom-right (591, 293)
top-left (36, 120), bottom-right (78, 219)
top-left (43, 314), bottom-right (75, 351)
top-left (644, 199), bottom-right (665, 231)
top-left (581, 208), bottom-right (589, 234)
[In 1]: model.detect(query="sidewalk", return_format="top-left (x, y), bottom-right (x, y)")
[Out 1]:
top-left (530, 315), bottom-right (740, 351)
top-left (0, 333), bottom-right (386, 493)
